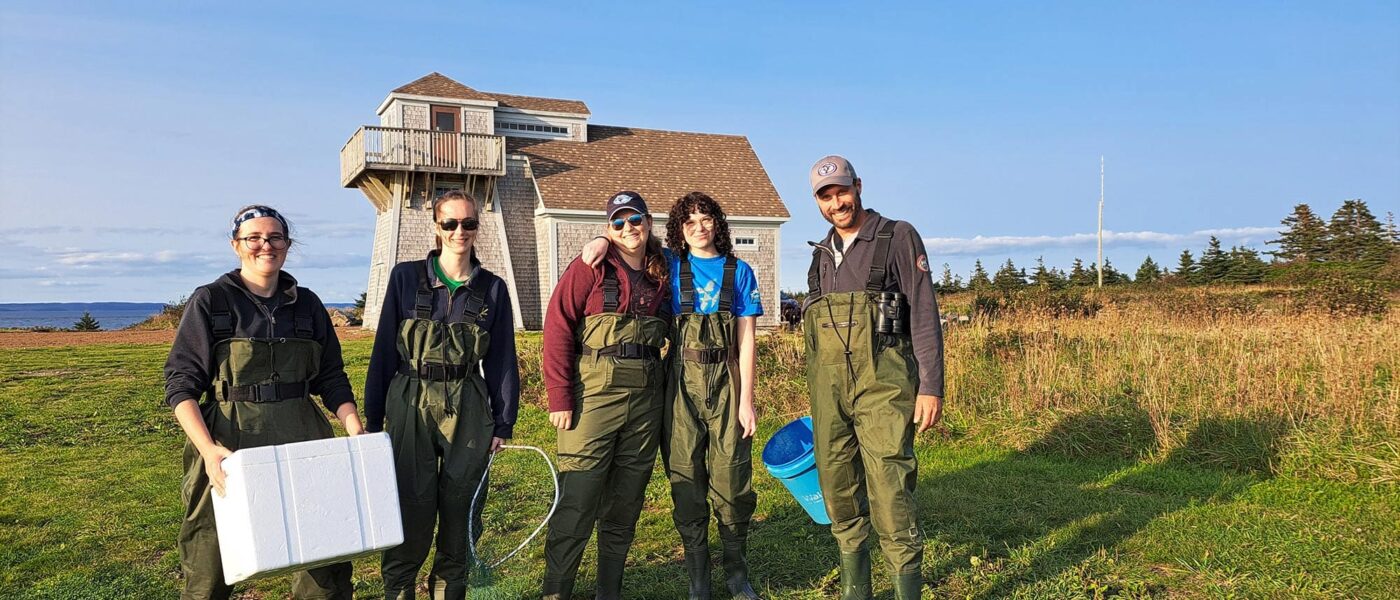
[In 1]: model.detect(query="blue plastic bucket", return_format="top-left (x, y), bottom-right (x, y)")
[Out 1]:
top-left (762, 416), bottom-right (830, 525)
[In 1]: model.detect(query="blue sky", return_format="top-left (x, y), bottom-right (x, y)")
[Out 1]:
top-left (1, 1), bottom-right (1396, 302)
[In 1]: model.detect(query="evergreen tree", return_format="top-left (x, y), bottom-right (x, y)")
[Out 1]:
top-left (938, 263), bottom-right (960, 293)
top-left (1068, 258), bottom-right (1094, 286)
top-left (1030, 256), bottom-right (1065, 289)
top-left (992, 259), bottom-right (1025, 292)
top-left (1099, 259), bottom-right (1129, 285)
top-left (968, 260), bottom-right (991, 290)
top-left (73, 311), bottom-right (101, 331)
top-left (1135, 255), bottom-right (1161, 284)
top-left (1175, 249), bottom-right (1198, 283)
top-left (1327, 199), bottom-right (1391, 267)
top-left (1385, 211), bottom-right (1399, 247)
top-left (1267, 203), bottom-right (1328, 263)
top-left (1198, 236), bottom-right (1230, 283)
top-left (1224, 246), bottom-right (1268, 284)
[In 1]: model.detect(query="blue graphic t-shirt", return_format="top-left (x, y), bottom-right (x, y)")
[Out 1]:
top-left (667, 250), bottom-right (764, 317)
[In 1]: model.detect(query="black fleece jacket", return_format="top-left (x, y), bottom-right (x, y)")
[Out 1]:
top-left (163, 270), bottom-right (356, 412)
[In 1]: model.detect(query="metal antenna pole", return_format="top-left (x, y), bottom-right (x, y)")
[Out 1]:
top-left (1097, 156), bottom-right (1104, 288)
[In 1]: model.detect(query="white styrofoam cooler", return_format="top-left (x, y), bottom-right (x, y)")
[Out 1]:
top-left (212, 432), bottom-right (403, 584)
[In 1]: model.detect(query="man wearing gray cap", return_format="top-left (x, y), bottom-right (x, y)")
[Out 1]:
top-left (802, 155), bottom-right (944, 599)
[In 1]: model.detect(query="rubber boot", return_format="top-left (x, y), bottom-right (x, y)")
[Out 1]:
top-left (595, 556), bottom-right (625, 600)
top-left (838, 550), bottom-right (872, 600)
top-left (684, 546), bottom-right (712, 600)
top-left (893, 572), bottom-right (924, 600)
top-left (542, 578), bottom-right (575, 600)
top-left (719, 534), bottom-right (759, 599)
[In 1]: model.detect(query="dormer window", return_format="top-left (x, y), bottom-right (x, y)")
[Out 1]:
top-left (496, 120), bottom-right (570, 136)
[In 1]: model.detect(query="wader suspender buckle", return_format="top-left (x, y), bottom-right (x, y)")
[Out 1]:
top-left (206, 284), bottom-right (234, 342)
top-left (414, 262), bottom-right (436, 321)
top-left (866, 220), bottom-right (898, 292)
top-left (601, 265), bottom-right (621, 313)
top-left (460, 274), bottom-right (491, 322)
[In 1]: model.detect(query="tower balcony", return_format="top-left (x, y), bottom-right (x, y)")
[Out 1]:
top-left (339, 126), bottom-right (506, 189)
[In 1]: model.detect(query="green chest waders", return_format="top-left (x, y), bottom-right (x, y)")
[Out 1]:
top-left (662, 256), bottom-right (761, 598)
top-left (543, 267), bottom-right (669, 600)
top-left (803, 221), bottom-right (925, 597)
top-left (178, 286), bottom-right (350, 600)
top-left (380, 264), bottom-right (496, 600)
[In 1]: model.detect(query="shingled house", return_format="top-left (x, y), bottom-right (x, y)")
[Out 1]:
top-left (341, 73), bottom-right (789, 330)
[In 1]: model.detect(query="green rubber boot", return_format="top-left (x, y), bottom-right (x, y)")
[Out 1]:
top-left (684, 545), bottom-right (712, 599)
top-left (893, 571), bottom-right (924, 599)
top-left (838, 550), bottom-right (872, 600)
top-left (595, 556), bottom-right (625, 600)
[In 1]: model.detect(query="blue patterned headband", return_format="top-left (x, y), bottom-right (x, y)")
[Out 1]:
top-left (231, 206), bottom-right (290, 239)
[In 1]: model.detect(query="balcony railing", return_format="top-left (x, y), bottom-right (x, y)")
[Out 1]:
top-left (340, 126), bottom-right (506, 187)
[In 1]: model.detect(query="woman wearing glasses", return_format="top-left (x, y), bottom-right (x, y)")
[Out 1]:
top-left (540, 191), bottom-right (671, 600)
top-left (164, 204), bottom-right (363, 599)
top-left (363, 190), bottom-right (520, 599)
top-left (580, 192), bottom-right (763, 599)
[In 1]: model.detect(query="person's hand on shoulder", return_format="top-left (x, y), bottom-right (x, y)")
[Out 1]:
top-left (579, 236), bottom-right (609, 268)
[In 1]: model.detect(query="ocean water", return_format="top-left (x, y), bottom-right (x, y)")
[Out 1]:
top-left (0, 302), bottom-right (359, 330)
top-left (0, 303), bottom-right (166, 330)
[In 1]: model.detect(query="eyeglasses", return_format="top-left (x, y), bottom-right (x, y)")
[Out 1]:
top-left (237, 235), bottom-right (290, 250)
top-left (438, 218), bottom-right (480, 232)
top-left (610, 214), bottom-right (645, 230)
top-left (683, 217), bottom-right (716, 231)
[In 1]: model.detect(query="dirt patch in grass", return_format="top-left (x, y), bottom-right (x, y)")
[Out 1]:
top-left (0, 327), bottom-right (374, 349)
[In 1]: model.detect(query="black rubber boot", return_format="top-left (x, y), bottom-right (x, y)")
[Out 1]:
top-left (838, 550), bottom-right (872, 600)
top-left (893, 571), bottom-right (924, 600)
top-left (595, 556), bottom-right (625, 600)
top-left (542, 578), bottom-right (575, 600)
top-left (719, 530), bottom-right (759, 599)
top-left (684, 545), bottom-right (712, 599)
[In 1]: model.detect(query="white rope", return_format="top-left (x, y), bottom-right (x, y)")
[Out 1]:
top-left (467, 444), bottom-right (560, 569)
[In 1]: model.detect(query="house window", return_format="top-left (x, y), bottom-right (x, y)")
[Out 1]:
top-left (495, 120), bottom-right (570, 135)
top-left (735, 237), bottom-right (756, 247)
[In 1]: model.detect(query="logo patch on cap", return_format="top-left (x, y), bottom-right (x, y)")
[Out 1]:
top-left (613, 194), bottom-right (632, 205)
top-left (817, 162), bottom-right (838, 176)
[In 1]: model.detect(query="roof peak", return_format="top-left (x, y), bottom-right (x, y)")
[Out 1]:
top-left (392, 72), bottom-right (590, 115)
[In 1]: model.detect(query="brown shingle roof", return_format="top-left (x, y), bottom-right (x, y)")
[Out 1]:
top-left (392, 72), bottom-right (496, 102)
top-left (486, 91), bottom-right (590, 115)
top-left (392, 73), bottom-right (590, 115)
top-left (509, 125), bottom-right (789, 219)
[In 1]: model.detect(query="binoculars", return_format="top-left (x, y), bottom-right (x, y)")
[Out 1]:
top-left (874, 291), bottom-right (909, 335)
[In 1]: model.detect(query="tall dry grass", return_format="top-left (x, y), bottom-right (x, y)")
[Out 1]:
top-left (753, 289), bottom-right (1399, 483)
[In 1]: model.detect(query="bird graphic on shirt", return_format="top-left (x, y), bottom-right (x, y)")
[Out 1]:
top-left (697, 281), bottom-right (720, 312)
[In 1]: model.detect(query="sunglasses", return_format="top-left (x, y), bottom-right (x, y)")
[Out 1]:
top-left (610, 213), bottom-right (646, 230)
top-left (438, 218), bottom-right (480, 232)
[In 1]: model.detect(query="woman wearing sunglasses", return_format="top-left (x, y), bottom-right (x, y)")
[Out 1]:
top-left (580, 192), bottom-right (763, 599)
top-left (165, 204), bottom-right (362, 599)
top-left (540, 191), bottom-right (671, 600)
top-left (363, 190), bottom-right (520, 599)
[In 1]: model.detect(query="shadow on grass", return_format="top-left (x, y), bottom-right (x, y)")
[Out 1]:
top-left (920, 408), bottom-right (1286, 598)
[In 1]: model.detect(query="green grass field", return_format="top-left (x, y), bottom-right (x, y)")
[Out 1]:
top-left (1, 327), bottom-right (1397, 598)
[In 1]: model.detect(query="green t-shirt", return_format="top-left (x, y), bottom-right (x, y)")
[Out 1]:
top-left (431, 257), bottom-right (465, 294)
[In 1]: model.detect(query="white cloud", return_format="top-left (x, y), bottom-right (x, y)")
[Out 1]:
top-left (922, 226), bottom-right (1277, 256)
